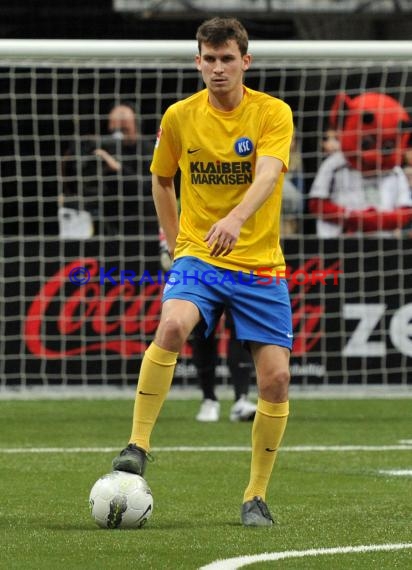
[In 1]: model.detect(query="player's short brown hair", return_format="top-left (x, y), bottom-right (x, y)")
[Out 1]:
top-left (196, 17), bottom-right (249, 56)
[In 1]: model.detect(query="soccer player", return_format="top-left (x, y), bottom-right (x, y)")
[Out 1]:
top-left (113, 16), bottom-right (294, 527)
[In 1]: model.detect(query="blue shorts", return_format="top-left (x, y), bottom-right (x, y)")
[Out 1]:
top-left (162, 256), bottom-right (293, 349)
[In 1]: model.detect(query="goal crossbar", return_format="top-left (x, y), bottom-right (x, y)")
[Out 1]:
top-left (1, 40), bottom-right (412, 65)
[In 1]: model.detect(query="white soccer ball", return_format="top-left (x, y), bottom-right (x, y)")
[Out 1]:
top-left (89, 470), bottom-right (153, 529)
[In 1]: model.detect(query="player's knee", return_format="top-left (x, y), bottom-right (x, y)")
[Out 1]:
top-left (157, 314), bottom-right (190, 347)
top-left (278, 367), bottom-right (291, 385)
top-left (259, 368), bottom-right (290, 401)
top-left (263, 367), bottom-right (290, 387)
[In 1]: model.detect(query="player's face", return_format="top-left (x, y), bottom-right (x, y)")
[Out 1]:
top-left (196, 40), bottom-right (251, 98)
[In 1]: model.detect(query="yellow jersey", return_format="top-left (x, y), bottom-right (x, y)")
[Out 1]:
top-left (150, 85), bottom-right (293, 273)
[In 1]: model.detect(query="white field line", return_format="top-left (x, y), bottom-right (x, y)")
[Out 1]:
top-left (199, 543), bottom-right (412, 570)
top-left (1, 444), bottom-right (412, 453)
top-left (378, 469), bottom-right (412, 476)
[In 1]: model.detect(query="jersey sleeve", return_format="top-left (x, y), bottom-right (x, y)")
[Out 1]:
top-left (257, 100), bottom-right (294, 171)
top-left (150, 105), bottom-right (182, 177)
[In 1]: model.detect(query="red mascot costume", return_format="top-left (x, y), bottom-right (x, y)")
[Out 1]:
top-left (309, 92), bottom-right (412, 236)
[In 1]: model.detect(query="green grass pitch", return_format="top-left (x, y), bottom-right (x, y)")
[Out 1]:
top-left (1, 397), bottom-right (412, 569)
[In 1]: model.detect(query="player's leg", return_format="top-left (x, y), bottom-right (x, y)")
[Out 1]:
top-left (229, 277), bottom-right (292, 526)
top-left (112, 298), bottom-right (200, 474)
top-left (243, 343), bottom-right (290, 501)
top-left (241, 343), bottom-right (290, 526)
top-left (226, 312), bottom-right (256, 421)
top-left (192, 323), bottom-right (220, 422)
top-left (113, 256), bottom-right (225, 475)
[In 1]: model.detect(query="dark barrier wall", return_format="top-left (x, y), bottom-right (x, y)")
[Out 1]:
top-left (1, 237), bottom-right (412, 388)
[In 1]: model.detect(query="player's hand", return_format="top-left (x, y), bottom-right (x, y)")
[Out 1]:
top-left (160, 248), bottom-right (173, 272)
top-left (159, 229), bottom-right (173, 271)
top-left (204, 215), bottom-right (241, 257)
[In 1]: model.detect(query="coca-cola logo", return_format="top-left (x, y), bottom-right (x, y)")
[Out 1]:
top-left (24, 258), bottom-right (162, 358)
top-left (24, 256), bottom-right (340, 359)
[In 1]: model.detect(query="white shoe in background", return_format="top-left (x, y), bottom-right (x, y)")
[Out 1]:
top-left (196, 399), bottom-right (220, 422)
top-left (230, 395), bottom-right (257, 422)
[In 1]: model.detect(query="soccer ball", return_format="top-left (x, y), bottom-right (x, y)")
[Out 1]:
top-left (89, 471), bottom-right (153, 529)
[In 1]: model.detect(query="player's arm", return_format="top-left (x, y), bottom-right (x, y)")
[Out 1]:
top-left (205, 155), bottom-right (284, 257)
top-left (152, 174), bottom-right (179, 258)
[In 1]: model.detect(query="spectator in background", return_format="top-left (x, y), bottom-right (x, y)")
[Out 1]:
top-left (403, 135), bottom-right (412, 189)
top-left (309, 92), bottom-right (412, 237)
top-left (60, 102), bottom-right (156, 240)
top-left (321, 127), bottom-right (340, 156)
top-left (401, 136), bottom-right (412, 236)
top-left (403, 161), bottom-right (412, 191)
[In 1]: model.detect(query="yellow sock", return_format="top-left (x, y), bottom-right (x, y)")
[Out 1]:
top-left (129, 342), bottom-right (178, 451)
top-left (243, 399), bottom-right (289, 503)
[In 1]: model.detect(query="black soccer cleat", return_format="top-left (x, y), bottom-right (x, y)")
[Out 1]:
top-left (241, 496), bottom-right (275, 527)
top-left (112, 443), bottom-right (149, 476)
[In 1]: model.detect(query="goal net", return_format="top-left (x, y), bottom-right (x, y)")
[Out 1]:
top-left (1, 39), bottom-right (412, 392)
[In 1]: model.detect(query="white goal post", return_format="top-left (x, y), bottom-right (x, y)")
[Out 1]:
top-left (0, 39), bottom-right (412, 66)
top-left (1, 40), bottom-right (412, 393)
top-left (1, 39), bottom-right (412, 62)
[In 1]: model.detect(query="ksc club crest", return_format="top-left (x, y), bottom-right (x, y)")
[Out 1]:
top-left (234, 137), bottom-right (253, 157)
